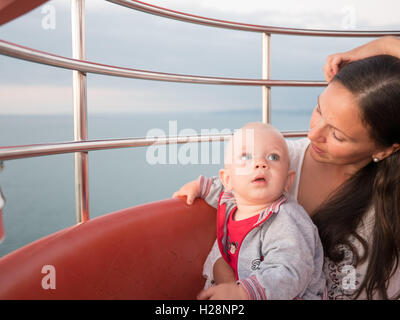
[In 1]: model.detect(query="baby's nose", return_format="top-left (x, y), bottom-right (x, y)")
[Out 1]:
top-left (254, 158), bottom-right (268, 169)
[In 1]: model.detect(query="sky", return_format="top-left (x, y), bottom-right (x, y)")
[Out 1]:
top-left (0, 0), bottom-right (400, 115)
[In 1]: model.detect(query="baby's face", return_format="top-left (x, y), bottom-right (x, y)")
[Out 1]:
top-left (222, 123), bottom-right (293, 205)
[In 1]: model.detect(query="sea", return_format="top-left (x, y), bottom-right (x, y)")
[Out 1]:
top-left (0, 110), bottom-right (310, 257)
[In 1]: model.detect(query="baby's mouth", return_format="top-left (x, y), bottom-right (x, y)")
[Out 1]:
top-left (252, 175), bottom-right (267, 184)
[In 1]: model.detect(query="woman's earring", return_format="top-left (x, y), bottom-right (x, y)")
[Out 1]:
top-left (373, 157), bottom-right (380, 163)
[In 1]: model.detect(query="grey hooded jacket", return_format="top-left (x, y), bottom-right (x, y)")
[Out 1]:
top-left (199, 176), bottom-right (326, 300)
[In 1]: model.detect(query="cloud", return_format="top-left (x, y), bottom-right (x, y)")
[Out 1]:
top-left (0, 83), bottom-right (261, 114)
top-left (0, 85), bottom-right (72, 115)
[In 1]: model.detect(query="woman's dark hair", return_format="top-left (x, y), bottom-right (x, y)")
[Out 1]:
top-left (312, 54), bottom-right (400, 299)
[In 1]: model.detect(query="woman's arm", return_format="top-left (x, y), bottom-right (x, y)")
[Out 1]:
top-left (383, 36), bottom-right (400, 57)
top-left (323, 36), bottom-right (400, 82)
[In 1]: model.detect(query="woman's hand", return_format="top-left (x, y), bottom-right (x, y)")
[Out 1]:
top-left (323, 51), bottom-right (353, 82)
top-left (172, 179), bottom-right (200, 205)
top-left (323, 36), bottom-right (399, 82)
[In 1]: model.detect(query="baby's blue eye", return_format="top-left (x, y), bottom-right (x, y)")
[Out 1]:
top-left (267, 153), bottom-right (280, 161)
top-left (240, 153), bottom-right (252, 161)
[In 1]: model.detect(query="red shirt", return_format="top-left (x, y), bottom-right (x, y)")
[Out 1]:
top-left (225, 207), bottom-right (260, 279)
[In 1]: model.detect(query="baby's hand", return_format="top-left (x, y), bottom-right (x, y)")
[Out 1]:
top-left (197, 283), bottom-right (248, 300)
top-left (172, 179), bottom-right (200, 205)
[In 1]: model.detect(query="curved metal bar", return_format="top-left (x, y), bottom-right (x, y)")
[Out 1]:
top-left (0, 40), bottom-right (326, 87)
top-left (107, 0), bottom-right (400, 37)
top-left (0, 131), bottom-right (307, 161)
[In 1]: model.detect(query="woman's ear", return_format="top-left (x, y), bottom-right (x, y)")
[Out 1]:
top-left (284, 170), bottom-right (296, 193)
top-left (373, 143), bottom-right (400, 162)
top-left (219, 168), bottom-right (233, 192)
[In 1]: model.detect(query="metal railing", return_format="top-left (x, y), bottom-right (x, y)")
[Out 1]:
top-left (107, 0), bottom-right (400, 37)
top-left (0, 40), bottom-right (327, 86)
top-left (0, 131), bottom-right (308, 161)
top-left (0, 0), bottom-right (399, 223)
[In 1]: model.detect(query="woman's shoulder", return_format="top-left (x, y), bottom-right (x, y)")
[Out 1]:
top-left (286, 138), bottom-right (309, 166)
top-left (286, 137), bottom-right (310, 156)
top-left (285, 138), bottom-right (310, 200)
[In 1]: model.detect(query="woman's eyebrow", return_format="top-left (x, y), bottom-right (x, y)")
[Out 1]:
top-left (317, 95), bottom-right (355, 141)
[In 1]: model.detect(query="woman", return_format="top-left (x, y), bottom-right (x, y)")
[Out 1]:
top-left (174, 37), bottom-right (400, 299)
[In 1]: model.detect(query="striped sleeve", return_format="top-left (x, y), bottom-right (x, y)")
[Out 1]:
top-left (237, 276), bottom-right (266, 300)
top-left (197, 175), bottom-right (224, 209)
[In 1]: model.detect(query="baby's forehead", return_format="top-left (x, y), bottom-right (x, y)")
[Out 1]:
top-left (231, 125), bottom-right (285, 148)
top-left (223, 124), bottom-right (290, 167)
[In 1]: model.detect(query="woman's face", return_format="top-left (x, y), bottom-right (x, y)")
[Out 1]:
top-left (308, 81), bottom-right (377, 168)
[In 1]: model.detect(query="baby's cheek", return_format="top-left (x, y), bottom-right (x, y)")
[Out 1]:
top-left (271, 171), bottom-right (289, 188)
top-left (233, 165), bottom-right (253, 177)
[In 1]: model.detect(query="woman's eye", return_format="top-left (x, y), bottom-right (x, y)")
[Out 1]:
top-left (267, 153), bottom-right (280, 161)
top-left (240, 153), bottom-right (252, 161)
top-left (332, 131), bottom-right (344, 142)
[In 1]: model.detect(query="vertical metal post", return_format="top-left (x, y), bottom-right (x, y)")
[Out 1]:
top-left (71, 0), bottom-right (89, 223)
top-left (0, 161), bottom-right (5, 242)
top-left (262, 33), bottom-right (271, 124)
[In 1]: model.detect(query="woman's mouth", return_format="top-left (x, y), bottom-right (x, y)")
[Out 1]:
top-left (311, 143), bottom-right (325, 154)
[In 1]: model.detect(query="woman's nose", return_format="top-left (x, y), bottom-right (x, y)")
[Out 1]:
top-left (308, 121), bottom-right (327, 143)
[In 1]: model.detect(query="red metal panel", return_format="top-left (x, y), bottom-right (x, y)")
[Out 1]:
top-left (0, 209), bottom-right (4, 244)
top-left (0, 0), bottom-right (48, 26)
top-left (0, 198), bottom-right (216, 299)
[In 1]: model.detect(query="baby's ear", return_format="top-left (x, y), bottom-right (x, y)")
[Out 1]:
top-left (284, 170), bottom-right (296, 193)
top-left (219, 168), bottom-right (233, 192)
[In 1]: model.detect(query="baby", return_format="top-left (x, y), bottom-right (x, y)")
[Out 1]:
top-left (174, 122), bottom-right (326, 300)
